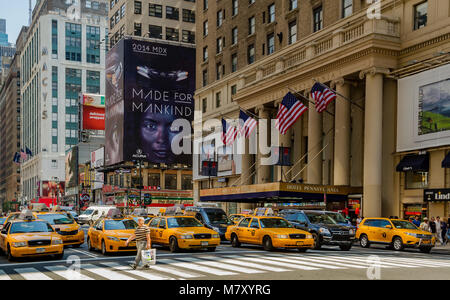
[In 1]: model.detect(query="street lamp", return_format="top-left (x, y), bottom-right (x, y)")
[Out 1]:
top-left (132, 149), bottom-right (147, 209)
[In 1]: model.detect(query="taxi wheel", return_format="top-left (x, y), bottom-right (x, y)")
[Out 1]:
top-left (392, 237), bottom-right (404, 251)
top-left (6, 245), bottom-right (14, 262)
top-left (263, 236), bottom-right (274, 251)
top-left (312, 233), bottom-right (322, 250)
top-left (101, 240), bottom-right (109, 255)
top-left (359, 234), bottom-right (370, 248)
top-left (169, 237), bottom-right (180, 253)
top-left (231, 234), bottom-right (241, 248)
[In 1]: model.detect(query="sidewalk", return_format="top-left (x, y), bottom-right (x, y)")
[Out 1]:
top-left (431, 242), bottom-right (450, 255)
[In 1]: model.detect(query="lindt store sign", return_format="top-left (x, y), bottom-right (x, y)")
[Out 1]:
top-left (424, 189), bottom-right (450, 202)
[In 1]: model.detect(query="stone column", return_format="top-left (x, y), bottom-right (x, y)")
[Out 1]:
top-left (333, 78), bottom-right (351, 186)
top-left (360, 68), bottom-right (386, 218)
top-left (307, 93), bottom-right (323, 185)
top-left (256, 105), bottom-right (271, 184)
top-left (275, 100), bottom-right (292, 182)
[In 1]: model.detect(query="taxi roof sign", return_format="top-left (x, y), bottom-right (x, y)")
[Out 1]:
top-left (106, 208), bottom-right (124, 219)
top-left (254, 207), bottom-right (275, 216)
top-left (164, 206), bottom-right (183, 216)
top-left (30, 203), bottom-right (50, 212)
top-left (18, 209), bottom-right (36, 221)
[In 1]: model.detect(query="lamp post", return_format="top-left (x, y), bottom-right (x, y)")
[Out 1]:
top-left (132, 149), bottom-right (147, 208)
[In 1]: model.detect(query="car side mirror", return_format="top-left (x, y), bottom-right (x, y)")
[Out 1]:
top-left (385, 225), bottom-right (392, 229)
top-left (1, 229), bottom-right (6, 234)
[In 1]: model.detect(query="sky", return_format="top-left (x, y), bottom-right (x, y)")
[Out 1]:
top-left (0, 0), bottom-right (37, 45)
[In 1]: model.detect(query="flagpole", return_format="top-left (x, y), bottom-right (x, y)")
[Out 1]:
top-left (313, 79), bottom-right (365, 112)
top-left (287, 87), bottom-right (335, 117)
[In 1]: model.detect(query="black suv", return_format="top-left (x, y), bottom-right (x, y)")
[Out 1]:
top-left (279, 210), bottom-right (355, 251)
top-left (184, 206), bottom-right (232, 240)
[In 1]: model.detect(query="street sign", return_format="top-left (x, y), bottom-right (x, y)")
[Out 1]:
top-left (80, 194), bottom-right (90, 201)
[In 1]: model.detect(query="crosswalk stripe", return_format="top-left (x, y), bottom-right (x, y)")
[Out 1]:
top-left (380, 257), bottom-right (450, 267)
top-left (204, 256), bottom-right (290, 272)
top-left (179, 256), bottom-right (264, 274)
top-left (81, 264), bottom-right (136, 280)
top-left (14, 268), bottom-right (52, 280)
top-left (321, 255), bottom-right (419, 268)
top-left (299, 255), bottom-right (395, 269)
top-left (101, 262), bottom-right (174, 280)
top-left (158, 258), bottom-right (237, 276)
top-left (0, 270), bottom-right (11, 280)
top-left (44, 265), bottom-right (94, 280)
top-left (258, 255), bottom-right (354, 269)
top-left (125, 260), bottom-right (202, 278)
top-left (225, 255), bottom-right (319, 271)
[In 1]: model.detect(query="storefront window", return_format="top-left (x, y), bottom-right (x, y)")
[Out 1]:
top-left (405, 171), bottom-right (428, 189)
top-left (165, 174), bottom-right (177, 190)
top-left (148, 173), bottom-right (160, 187)
top-left (181, 175), bottom-right (193, 190)
top-left (131, 176), bottom-right (142, 187)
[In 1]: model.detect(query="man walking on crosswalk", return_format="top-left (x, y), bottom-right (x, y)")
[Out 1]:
top-left (126, 217), bottom-right (151, 270)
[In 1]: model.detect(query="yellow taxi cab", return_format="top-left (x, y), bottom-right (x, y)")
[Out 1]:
top-left (356, 217), bottom-right (436, 253)
top-left (0, 217), bottom-right (6, 230)
top-left (148, 211), bottom-right (220, 253)
top-left (32, 211), bottom-right (84, 247)
top-left (87, 209), bottom-right (138, 255)
top-left (225, 215), bottom-right (315, 252)
top-left (0, 210), bottom-right (64, 261)
top-left (229, 214), bottom-right (250, 225)
top-left (4, 212), bottom-right (21, 224)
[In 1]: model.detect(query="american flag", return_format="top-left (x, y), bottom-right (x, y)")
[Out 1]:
top-left (276, 92), bottom-right (308, 135)
top-left (222, 119), bottom-right (238, 146)
top-left (20, 149), bottom-right (27, 160)
top-left (239, 110), bottom-right (257, 138)
top-left (311, 82), bottom-right (336, 113)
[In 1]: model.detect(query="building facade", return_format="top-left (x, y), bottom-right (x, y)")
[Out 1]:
top-left (20, 0), bottom-right (108, 203)
top-left (108, 0), bottom-right (196, 48)
top-left (193, 0), bottom-right (450, 218)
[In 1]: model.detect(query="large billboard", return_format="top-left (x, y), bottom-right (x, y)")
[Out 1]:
top-left (91, 147), bottom-right (104, 190)
top-left (65, 146), bottom-right (79, 188)
top-left (81, 93), bottom-right (105, 130)
top-left (397, 64), bottom-right (450, 152)
top-left (105, 39), bottom-right (195, 166)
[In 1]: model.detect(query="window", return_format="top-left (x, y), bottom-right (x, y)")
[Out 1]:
top-left (52, 20), bottom-right (58, 57)
top-left (405, 171), bottom-right (429, 189)
top-left (51, 160), bottom-right (58, 168)
top-left (164, 174), bottom-right (177, 190)
top-left (231, 53), bottom-right (237, 72)
top-left (86, 25), bottom-right (100, 64)
top-left (166, 28), bottom-right (179, 41)
top-left (289, 0), bottom-right (297, 11)
top-left (202, 98), bottom-right (207, 113)
top-left (231, 84), bottom-right (237, 95)
top-left (313, 6), bottom-right (323, 32)
top-left (86, 70), bottom-right (100, 93)
top-left (216, 92), bottom-right (221, 108)
top-left (181, 175), bottom-right (192, 190)
top-left (267, 33), bottom-right (275, 55)
top-left (203, 0), bottom-right (208, 10)
top-left (342, 0), bottom-right (352, 18)
top-left (414, 1), bottom-right (427, 30)
top-left (203, 46), bottom-right (208, 61)
top-left (288, 20), bottom-right (297, 44)
top-left (134, 22), bottom-right (142, 36)
top-left (134, 1), bottom-right (141, 14)
top-left (149, 4), bottom-right (162, 18)
top-left (247, 44), bottom-right (255, 64)
top-left (232, 0), bottom-right (238, 16)
top-left (216, 37), bottom-right (224, 54)
top-left (166, 6), bottom-right (179, 20)
top-left (216, 62), bottom-right (222, 80)
top-left (182, 30), bottom-right (195, 44)
top-left (203, 20), bottom-right (209, 36)
top-left (268, 4), bottom-right (275, 23)
top-left (249, 0), bottom-right (255, 4)
top-left (182, 9), bottom-right (195, 23)
top-left (231, 27), bottom-right (238, 45)
top-left (202, 69), bottom-right (208, 87)
top-left (217, 10), bottom-right (224, 27)
top-left (149, 25), bottom-right (162, 39)
top-left (248, 16), bottom-right (255, 35)
top-left (65, 23), bottom-right (82, 62)
top-left (148, 173), bottom-right (160, 187)
top-left (120, 4), bottom-right (126, 18)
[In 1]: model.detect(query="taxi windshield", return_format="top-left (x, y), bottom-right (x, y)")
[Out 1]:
top-left (204, 209), bottom-right (230, 225)
top-left (10, 221), bottom-right (54, 234)
top-left (326, 212), bottom-right (347, 223)
top-left (167, 217), bottom-right (204, 228)
top-left (37, 214), bottom-right (74, 225)
top-left (306, 213), bottom-right (337, 225)
top-left (391, 220), bottom-right (419, 230)
top-left (104, 219), bottom-right (137, 230)
top-left (260, 218), bottom-right (293, 228)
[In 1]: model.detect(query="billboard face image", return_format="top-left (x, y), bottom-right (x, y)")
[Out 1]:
top-left (418, 78), bottom-right (450, 135)
top-left (42, 181), bottom-right (65, 198)
top-left (65, 146), bottom-right (79, 188)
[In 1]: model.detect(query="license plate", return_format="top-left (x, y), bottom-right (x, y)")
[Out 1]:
top-left (36, 248), bottom-right (45, 253)
top-left (296, 241), bottom-right (304, 246)
top-left (422, 239), bottom-right (430, 244)
top-left (201, 241), bottom-right (208, 246)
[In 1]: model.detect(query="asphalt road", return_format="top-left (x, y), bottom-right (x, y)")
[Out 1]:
top-left (1, 225), bottom-right (450, 280)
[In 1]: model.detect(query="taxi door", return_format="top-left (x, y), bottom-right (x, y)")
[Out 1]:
top-left (91, 221), bottom-right (103, 248)
top-left (235, 218), bottom-right (252, 243)
top-left (148, 217), bottom-right (160, 243)
top-left (154, 219), bottom-right (167, 245)
top-left (158, 219), bottom-right (171, 246)
top-left (376, 219), bottom-right (394, 243)
top-left (362, 219), bottom-right (378, 242)
top-left (247, 218), bottom-right (262, 245)
top-left (0, 222), bottom-right (10, 251)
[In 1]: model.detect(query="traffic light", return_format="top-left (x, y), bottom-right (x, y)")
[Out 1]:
top-left (275, 147), bottom-right (292, 166)
top-left (201, 161), bottom-right (218, 177)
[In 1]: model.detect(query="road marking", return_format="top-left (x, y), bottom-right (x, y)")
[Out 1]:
top-left (321, 255), bottom-right (419, 268)
top-left (69, 248), bottom-right (99, 258)
top-left (14, 268), bottom-right (53, 280)
top-left (299, 255), bottom-right (395, 269)
top-left (44, 265), bottom-right (94, 280)
top-left (158, 258), bottom-right (237, 276)
top-left (0, 270), bottom-right (11, 280)
top-left (258, 255), bottom-right (351, 269)
top-left (178, 256), bottom-right (264, 274)
top-left (81, 264), bottom-right (136, 280)
top-left (204, 256), bottom-right (290, 272)
top-left (147, 265), bottom-right (203, 278)
top-left (225, 255), bottom-right (319, 271)
top-left (380, 256), bottom-right (450, 267)
top-left (101, 262), bottom-right (174, 280)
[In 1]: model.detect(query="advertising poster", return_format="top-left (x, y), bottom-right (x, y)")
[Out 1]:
top-left (65, 146), bottom-right (79, 188)
top-left (41, 181), bottom-right (65, 198)
top-left (83, 105), bottom-right (105, 130)
top-left (105, 39), bottom-right (195, 166)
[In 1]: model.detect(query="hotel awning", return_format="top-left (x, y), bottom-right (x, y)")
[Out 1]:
top-left (442, 152), bottom-right (450, 168)
top-left (396, 153), bottom-right (429, 172)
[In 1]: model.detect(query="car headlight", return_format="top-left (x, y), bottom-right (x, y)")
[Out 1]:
top-left (405, 232), bottom-right (417, 238)
top-left (306, 234), bottom-right (313, 239)
top-left (319, 228), bottom-right (331, 235)
top-left (106, 236), bottom-right (120, 242)
top-left (212, 234), bottom-right (220, 239)
top-left (274, 234), bottom-right (289, 239)
top-left (179, 235), bottom-right (193, 239)
top-left (12, 242), bottom-right (27, 247)
top-left (52, 239), bottom-right (63, 245)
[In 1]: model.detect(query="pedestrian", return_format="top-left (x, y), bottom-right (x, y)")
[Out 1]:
top-left (420, 217), bottom-right (431, 233)
top-left (126, 217), bottom-right (151, 270)
top-left (430, 217), bottom-right (437, 239)
top-left (435, 216), bottom-right (443, 245)
top-left (356, 215), bottom-right (363, 228)
top-left (412, 215), bottom-right (421, 227)
top-left (441, 219), bottom-right (448, 246)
